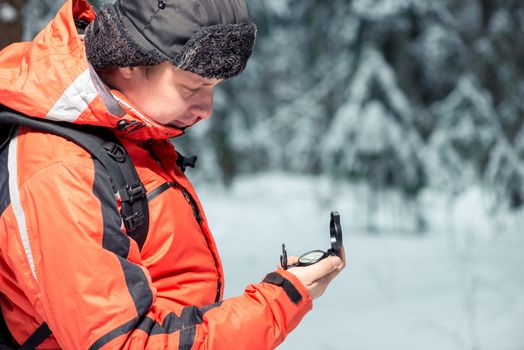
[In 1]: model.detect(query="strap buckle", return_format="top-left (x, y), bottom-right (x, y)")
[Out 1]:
top-left (176, 154), bottom-right (198, 172)
top-left (120, 183), bottom-right (146, 204)
top-left (124, 212), bottom-right (145, 231)
top-left (105, 143), bottom-right (126, 162)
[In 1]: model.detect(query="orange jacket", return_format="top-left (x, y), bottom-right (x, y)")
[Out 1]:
top-left (0, 1), bottom-right (312, 348)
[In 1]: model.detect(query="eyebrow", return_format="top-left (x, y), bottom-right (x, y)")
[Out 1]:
top-left (185, 74), bottom-right (206, 83)
top-left (183, 73), bottom-right (221, 86)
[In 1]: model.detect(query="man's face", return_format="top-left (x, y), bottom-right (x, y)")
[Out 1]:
top-left (117, 62), bottom-right (222, 129)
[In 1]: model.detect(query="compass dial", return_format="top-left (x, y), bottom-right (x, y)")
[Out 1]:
top-left (298, 250), bottom-right (327, 265)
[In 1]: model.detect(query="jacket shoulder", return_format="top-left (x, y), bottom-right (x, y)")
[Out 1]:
top-left (12, 126), bottom-right (95, 186)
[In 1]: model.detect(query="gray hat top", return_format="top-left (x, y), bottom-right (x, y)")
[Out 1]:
top-left (85, 0), bottom-right (256, 79)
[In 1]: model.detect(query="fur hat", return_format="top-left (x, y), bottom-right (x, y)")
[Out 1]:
top-left (85, 0), bottom-right (256, 80)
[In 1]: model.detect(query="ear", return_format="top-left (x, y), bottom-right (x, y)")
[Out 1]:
top-left (117, 66), bottom-right (138, 80)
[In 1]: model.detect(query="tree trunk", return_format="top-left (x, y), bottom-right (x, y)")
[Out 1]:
top-left (0, 0), bottom-right (25, 50)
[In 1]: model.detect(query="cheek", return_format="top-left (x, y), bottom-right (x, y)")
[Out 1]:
top-left (142, 88), bottom-right (188, 123)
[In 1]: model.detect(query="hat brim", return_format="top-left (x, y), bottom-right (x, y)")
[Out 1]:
top-left (173, 22), bottom-right (256, 80)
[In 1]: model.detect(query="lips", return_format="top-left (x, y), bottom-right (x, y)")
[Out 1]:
top-left (169, 117), bottom-right (202, 129)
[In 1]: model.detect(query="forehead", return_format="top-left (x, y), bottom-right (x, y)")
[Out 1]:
top-left (173, 66), bottom-right (223, 85)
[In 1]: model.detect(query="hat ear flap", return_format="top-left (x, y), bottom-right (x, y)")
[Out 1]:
top-left (174, 22), bottom-right (257, 80)
top-left (85, 5), bottom-right (166, 71)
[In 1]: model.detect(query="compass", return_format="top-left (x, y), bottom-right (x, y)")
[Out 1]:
top-left (281, 211), bottom-right (343, 270)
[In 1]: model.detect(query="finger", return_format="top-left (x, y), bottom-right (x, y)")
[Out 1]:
top-left (287, 256), bottom-right (299, 265)
top-left (339, 247), bottom-right (347, 267)
top-left (303, 255), bottom-right (343, 281)
top-left (319, 266), bottom-right (342, 285)
top-left (278, 256), bottom-right (299, 269)
top-left (308, 268), bottom-right (341, 298)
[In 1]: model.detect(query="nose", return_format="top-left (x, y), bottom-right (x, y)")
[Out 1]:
top-left (189, 89), bottom-right (214, 120)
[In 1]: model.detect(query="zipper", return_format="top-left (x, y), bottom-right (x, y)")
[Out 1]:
top-left (143, 141), bottom-right (222, 301)
top-left (169, 181), bottom-right (221, 301)
top-left (215, 280), bottom-right (222, 303)
top-left (170, 182), bottom-right (202, 223)
top-left (143, 138), bottom-right (162, 165)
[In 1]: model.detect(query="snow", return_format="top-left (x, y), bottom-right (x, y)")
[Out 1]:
top-left (322, 47), bottom-right (417, 158)
top-left (357, 101), bottom-right (400, 153)
top-left (262, 0), bottom-right (291, 16)
top-left (195, 172), bottom-right (524, 350)
top-left (352, 0), bottom-right (411, 19)
top-left (0, 3), bottom-right (17, 23)
top-left (490, 9), bottom-right (511, 35)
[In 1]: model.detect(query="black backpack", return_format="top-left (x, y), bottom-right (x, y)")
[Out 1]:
top-left (0, 107), bottom-right (190, 349)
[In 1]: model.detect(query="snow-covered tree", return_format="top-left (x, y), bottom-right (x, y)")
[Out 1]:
top-left (322, 47), bottom-right (425, 195)
top-left (13, 0), bottom-right (524, 213)
top-left (428, 76), bottom-right (495, 191)
top-left (319, 47), bottom-right (426, 231)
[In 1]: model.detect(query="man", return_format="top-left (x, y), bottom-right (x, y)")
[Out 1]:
top-left (0, 0), bottom-right (345, 348)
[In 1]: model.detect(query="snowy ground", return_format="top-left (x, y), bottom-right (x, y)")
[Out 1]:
top-left (195, 172), bottom-right (524, 350)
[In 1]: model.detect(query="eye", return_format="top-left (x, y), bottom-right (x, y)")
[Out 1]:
top-left (181, 85), bottom-right (200, 96)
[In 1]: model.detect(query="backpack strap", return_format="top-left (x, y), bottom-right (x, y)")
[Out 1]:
top-left (0, 312), bottom-right (16, 349)
top-left (0, 110), bottom-right (149, 248)
top-left (0, 322), bottom-right (51, 350)
top-left (17, 324), bottom-right (51, 350)
top-left (0, 110), bottom-right (150, 349)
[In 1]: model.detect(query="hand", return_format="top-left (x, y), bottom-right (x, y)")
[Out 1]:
top-left (285, 247), bottom-right (346, 300)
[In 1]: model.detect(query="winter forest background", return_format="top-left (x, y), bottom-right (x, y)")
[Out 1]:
top-left (1, 0), bottom-right (524, 349)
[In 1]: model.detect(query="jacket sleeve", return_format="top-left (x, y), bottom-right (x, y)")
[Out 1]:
top-left (5, 154), bottom-right (312, 349)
